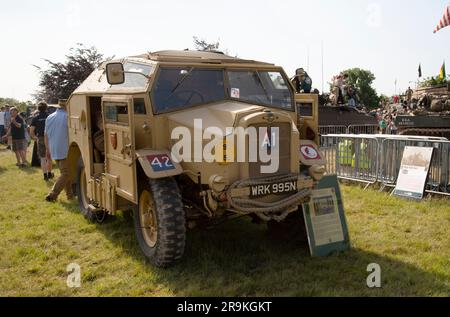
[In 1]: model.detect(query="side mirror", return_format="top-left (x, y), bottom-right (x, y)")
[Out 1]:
top-left (106, 63), bottom-right (125, 85)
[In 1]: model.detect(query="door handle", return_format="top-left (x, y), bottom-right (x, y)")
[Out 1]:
top-left (122, 144), bottom-right (132, 155)
top-left (143, 122), bottom-right (151, 133)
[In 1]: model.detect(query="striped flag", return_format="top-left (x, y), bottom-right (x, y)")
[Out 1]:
top-left (433, 4), bottom-right (450, 33)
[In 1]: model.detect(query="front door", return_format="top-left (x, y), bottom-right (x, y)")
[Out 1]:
top-left (102, 96), bottom-right (137, 203)
top-left (296, 94), bottom-right (320, 144)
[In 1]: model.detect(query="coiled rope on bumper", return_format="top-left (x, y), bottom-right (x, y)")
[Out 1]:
top-left (226, 174), bottom-right (312, 221)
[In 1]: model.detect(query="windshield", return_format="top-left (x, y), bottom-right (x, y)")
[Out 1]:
top-left (153, 67), bottom-right (226, 113)
top-left (151, 67), bottom-right (294, 114)
top-left (227, 70), bottom-right (293, 110)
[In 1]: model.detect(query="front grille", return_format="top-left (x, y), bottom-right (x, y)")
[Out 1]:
top-left (249, 123), bottom-right (291, 178)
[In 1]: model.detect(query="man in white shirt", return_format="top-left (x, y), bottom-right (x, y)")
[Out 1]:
top-left (3, 105), bottom-right (12, 149)
top-left (45, 100), bottom-right (73, 202)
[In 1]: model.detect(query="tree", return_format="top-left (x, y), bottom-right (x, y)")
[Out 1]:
top-left (0, 97), bottom-right (32, 113)
top-left (34, 44), bottom-right (105, 104)
top-left (342, 68), bottom-right (380, 108)
top-left (193, 36), bottom-right (220, 51)
top-left (379, 94), bottom-right (390, 104)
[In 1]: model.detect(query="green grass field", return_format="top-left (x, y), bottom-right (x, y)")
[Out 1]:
top-left (0, 146), bottom-right (449, 297)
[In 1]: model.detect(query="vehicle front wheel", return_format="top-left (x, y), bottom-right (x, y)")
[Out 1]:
top-left (267, 208), bottom-right (308, 244)
top-left (133, 177), bottom-right (186, 267)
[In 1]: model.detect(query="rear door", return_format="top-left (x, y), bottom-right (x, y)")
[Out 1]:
top-left (102, 96), bottom-right (137, 203)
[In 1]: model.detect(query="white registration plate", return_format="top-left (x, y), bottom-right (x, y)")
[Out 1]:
top-left (250, 181), bottom-right (298, 197)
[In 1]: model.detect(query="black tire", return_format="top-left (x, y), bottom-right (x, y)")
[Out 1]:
top-left (267, 208), bottom-right (308, 243)
top-left (133, 177), bottom-right (186, 267)
top-left (76, 158), bottom-right (96, 222)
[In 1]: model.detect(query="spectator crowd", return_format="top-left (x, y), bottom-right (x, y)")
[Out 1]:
top-left (372, 87), bottom-right (416, 135)
top-left (0, 100), bottom-right (72, 202)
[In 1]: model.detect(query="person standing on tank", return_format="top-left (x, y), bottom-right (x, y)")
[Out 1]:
top-left (406, 87), bottom-right (413, 107)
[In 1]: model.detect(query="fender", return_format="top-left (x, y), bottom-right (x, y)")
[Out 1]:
top-left (136, 149), bottom-right (183, 179)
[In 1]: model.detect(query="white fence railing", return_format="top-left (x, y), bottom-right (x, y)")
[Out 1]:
top-left (319, 124), bottom-right (379, 137)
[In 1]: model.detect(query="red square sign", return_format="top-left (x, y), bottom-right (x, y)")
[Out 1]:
top-left (301, 145), bottom-right (322, 160)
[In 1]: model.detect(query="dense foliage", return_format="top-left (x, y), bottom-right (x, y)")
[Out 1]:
top-left (342, 68), bottom-right (380, 108)
top-left (34, 44), bottom-right (105, 104)
top-left (193, 36), bottom-right (220, 51)
top-left (0, 97), bottom-right (32, 113)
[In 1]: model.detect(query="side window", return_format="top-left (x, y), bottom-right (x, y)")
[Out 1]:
top-left (297, 102), bottom-right (313, 117)
top-left (104, 102), bottom-right (129, 125)
top-left (134, 98), bottom-right (146, 115)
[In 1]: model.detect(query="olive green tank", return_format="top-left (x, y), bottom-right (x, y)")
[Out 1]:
top-left (395, 84), bottom-right (450, 138)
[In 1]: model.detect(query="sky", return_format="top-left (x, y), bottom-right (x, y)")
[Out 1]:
top-left (0, 0), bottom-right (449, 101)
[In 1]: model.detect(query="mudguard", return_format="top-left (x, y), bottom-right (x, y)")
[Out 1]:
top-left (136, 149), bottom-right (183, 179)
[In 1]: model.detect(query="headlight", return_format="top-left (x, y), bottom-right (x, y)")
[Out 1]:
top-left (209, 174), bottom-right (228, 192)
top-left (309, 165), bottom-right (326, 181)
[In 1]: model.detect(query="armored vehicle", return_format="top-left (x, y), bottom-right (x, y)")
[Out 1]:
top-left (395, 84), bottom-right (450, 138)
top-left (66, 50), bottom-right (330, 267)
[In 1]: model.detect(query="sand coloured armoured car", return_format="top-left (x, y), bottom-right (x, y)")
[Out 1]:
top-left (65, 50), bottom-right (329, 267)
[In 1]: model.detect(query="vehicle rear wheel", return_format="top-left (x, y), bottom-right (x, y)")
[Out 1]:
top-left (133, 177), bottom-right (186, 267)
top-left (76, 158), bottom-right (96, 222)
top-left (267, 208), bottom-right (308, 243)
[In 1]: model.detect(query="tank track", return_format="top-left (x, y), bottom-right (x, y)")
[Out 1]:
top-left (399, 128), bottom-right (450, 139)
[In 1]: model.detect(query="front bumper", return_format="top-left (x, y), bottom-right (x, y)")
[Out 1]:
top-left (226, 174), bottom-right (314, 221)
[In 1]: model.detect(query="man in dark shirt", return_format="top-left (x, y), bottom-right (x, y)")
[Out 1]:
top-left (2, 107), bottom-right (28, 167)
top-left (292, 68), bottom-right (313, 94)
top-left (30, 101), bottom-right (54, 181)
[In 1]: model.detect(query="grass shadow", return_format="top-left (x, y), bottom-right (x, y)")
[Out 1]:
top-left (74, 210), bottom-right (449, 297)
top-left (19, 166), bottom-right (39, 175)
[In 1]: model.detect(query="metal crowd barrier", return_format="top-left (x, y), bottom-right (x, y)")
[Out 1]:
top-left (319, 124), bottom-right (379, 136)
top-left (320, 134), bottom-right (450, 196)
top-left (319, 125), bottom-right (348, 136)
top-left (379, 138), bottom-right (450, 195)
top-left (321, 135), bottom-right (380, 189)
top-left (348, 124), bottom-right (379, 135)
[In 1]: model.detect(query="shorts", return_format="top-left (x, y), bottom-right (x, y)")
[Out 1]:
top-left (12, 139), bottom-right (28, 152)
top-left (37, 137), bottom-right (47, 158)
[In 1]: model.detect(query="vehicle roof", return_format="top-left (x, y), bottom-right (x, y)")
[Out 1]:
top-left (129, 50), bottom-right (273, 65)
top-left (73, 50), bottom-right (278, 95)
